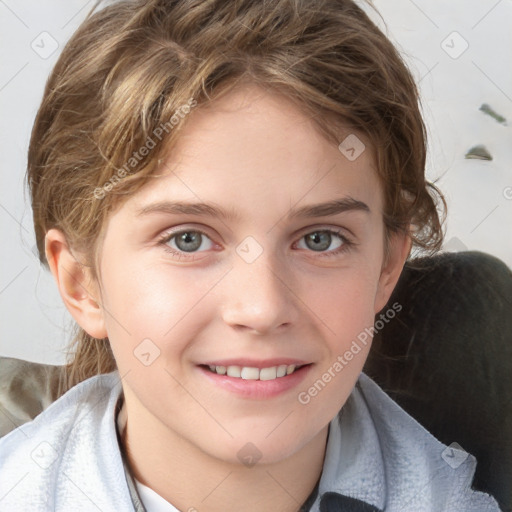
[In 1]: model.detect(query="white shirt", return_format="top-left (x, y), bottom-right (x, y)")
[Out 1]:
top-left (134, 480), bottom-right (179, 512)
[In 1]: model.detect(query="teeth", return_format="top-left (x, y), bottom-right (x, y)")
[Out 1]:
top-left (241, 367), bottom-right (260, 380)
top-left (277, 365), bottom-right (287, 377)
top-left (207, 364), bottom-right (300, 380)
top-left (227, 366), bottom-right (241, 378)
top-left (259, 367), bottom-right (277, 381)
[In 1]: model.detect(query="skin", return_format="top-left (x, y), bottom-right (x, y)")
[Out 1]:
top-left (46, 84), bottom-right (410, 512)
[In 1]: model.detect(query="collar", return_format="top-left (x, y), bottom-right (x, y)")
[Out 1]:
top-left (115, 394), bottom-right (147, 512)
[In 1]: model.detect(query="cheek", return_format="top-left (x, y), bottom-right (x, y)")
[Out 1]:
top-left (294, 271), bottom-right (377, 428)
top-left (98, 259), bottom-right (225, 364)
top-left (297, 265), bottom-right (379, 390)
top-left (303, 264), bottom-right (381, 339)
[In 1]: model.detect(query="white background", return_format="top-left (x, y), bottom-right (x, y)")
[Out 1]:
top-left (1, 0), bottom-right (511, 364)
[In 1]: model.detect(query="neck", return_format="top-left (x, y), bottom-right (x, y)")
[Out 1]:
top-left (119, 400), bottom-right (328, 512)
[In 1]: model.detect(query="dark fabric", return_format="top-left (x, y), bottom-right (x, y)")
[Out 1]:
top-left (319, 492), bottom-right (382, 511)
top-left (364, 251), bottom-right (512, 512)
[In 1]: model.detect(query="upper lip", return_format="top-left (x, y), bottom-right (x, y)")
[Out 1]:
top-left (200, 358), bottom-right (311, 368)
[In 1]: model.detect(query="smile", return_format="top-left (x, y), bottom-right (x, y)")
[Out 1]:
top-left (198, 360), bottom-right (312, 399)
top-left (206, 364), bottom-right (302, 380)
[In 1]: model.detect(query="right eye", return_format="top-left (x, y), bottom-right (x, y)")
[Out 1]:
top-left (159, 229), bottom-right (215, 258)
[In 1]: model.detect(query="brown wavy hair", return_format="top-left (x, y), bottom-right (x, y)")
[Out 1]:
top-left (27, 0), bottom-right (445, 395)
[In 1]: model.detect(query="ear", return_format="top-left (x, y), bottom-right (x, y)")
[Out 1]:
top-left (374, 231), bottom-right (411, 314)
top-left (45, 228), bottom-right (108, 339)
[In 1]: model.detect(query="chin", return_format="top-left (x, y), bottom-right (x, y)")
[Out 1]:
top-left (204, 429), bottom-right (316, 468)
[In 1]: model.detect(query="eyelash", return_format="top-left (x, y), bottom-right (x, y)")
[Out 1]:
top-left (157, 228), bottom-right (354, 260)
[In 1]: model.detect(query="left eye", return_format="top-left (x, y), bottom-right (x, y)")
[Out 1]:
top-left (164, 230), bottom-right (213, 253)
top-left (296, 230), bottom-right (345, 252)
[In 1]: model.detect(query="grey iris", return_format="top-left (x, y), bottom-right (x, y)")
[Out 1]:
top-left (176, 232), bottom-right (202, 252)
top-left (305, 231), bottom-right (331, 251)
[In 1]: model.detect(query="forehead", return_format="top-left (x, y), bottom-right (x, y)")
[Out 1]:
top-left (123, 84), bottom-right (382, 222)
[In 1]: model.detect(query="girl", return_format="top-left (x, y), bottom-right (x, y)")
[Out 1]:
top-left (0, 0), bottom-right (501, 510)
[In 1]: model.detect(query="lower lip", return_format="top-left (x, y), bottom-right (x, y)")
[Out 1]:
top-left (198, 365), bottom-right (312, 399)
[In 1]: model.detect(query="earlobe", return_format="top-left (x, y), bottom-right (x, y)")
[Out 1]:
top-left (45, 228), bottom-right (108, 339)
top-left (374, 232), bottom-right (411, 313)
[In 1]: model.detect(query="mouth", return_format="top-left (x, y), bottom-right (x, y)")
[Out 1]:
top-left (197, 360), bottom-right (313, 399)
top-left (202, 363), bottom-right (307, 381)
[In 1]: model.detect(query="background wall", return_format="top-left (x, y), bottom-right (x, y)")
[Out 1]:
top-left (1, 0), bottom-right (511, 365)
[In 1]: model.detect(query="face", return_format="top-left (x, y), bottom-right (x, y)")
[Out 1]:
top-left (85, 84), bottom-right (404, 465)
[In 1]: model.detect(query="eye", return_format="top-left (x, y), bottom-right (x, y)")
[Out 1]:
top-left (160, 229), bottom-right (214, 255)
top-left (295, 229), bottom-right (349, 254)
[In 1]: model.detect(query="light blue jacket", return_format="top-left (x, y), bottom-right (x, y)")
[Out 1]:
top-left (0, 371), bottom-right (501, 511)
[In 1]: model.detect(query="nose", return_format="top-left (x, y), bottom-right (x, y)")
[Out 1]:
top-left (220, 251), bottom-right (300, 335)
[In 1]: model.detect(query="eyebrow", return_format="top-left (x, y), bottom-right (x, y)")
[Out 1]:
top-left (135, 197), bottom-right (370, 221)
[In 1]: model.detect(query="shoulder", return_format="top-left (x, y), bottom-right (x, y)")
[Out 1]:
top-left (353, 373), bottom-right (500, 511)
top-left (317, 373), bottom-right (500, 511)
top-left (0, 371), bottom-right (133, 511)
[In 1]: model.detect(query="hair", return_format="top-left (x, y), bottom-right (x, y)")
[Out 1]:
top-left (27, 0), bottom-right (446, 395)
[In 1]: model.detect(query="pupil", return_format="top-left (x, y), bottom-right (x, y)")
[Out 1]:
top-left (306, 231), bottom-right (330, 251)
top-left (176, 232), bottom-right (201, 252)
